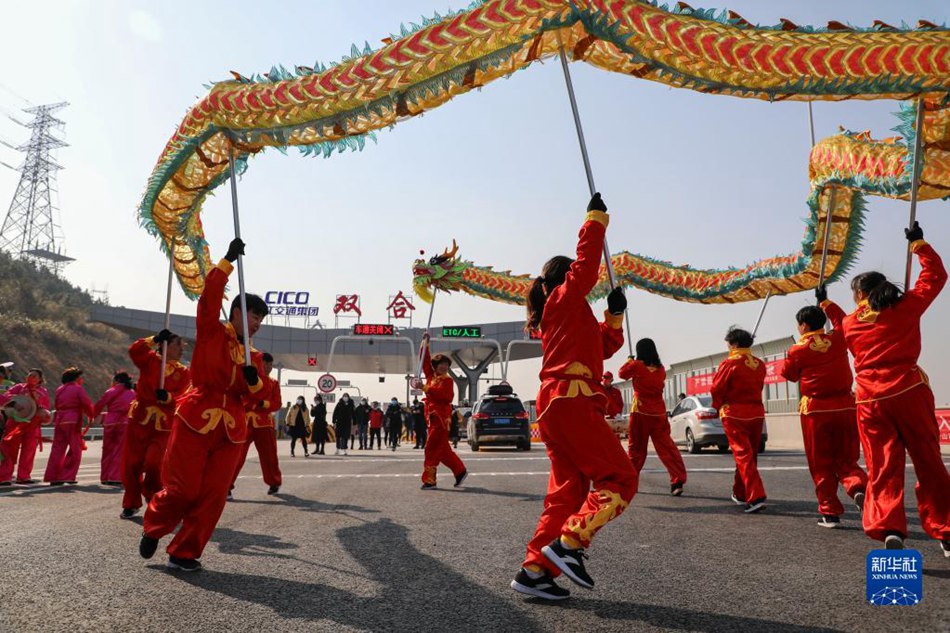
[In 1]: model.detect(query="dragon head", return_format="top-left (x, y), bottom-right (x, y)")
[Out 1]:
top-left (412, 240), bottom-right (468, 303)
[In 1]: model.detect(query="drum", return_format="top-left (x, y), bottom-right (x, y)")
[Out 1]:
top-left (2, 394), bottom-right (37, 423)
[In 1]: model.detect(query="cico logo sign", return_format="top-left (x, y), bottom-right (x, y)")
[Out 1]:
top-left (265, 291), bottom-right (311, 306)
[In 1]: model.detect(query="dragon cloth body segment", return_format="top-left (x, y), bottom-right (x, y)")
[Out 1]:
top-left (139, 0), bottom-right (950, 301)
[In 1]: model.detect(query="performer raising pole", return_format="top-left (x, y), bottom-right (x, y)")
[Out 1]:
top-left (556, 45), bottom-right (633, 357)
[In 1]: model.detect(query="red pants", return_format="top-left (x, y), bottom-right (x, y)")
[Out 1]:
top-left (0, 423), bottom-right (40, 482)
top-left (421, 415), bottom-right (465, 485)
top-left (43, 423), bottom-right (83, 483)
top-left (231, 426), bottom-right (282, 489)
top-left (143, 420), bottom-right (242, 560)
top-left (122, 423), bottom-right (169, 510)
top-left (722, 417), bottom-right (766, 503)
top-left (100, 424), bottom-right (127, 483)
top-left (523, 397), bottom-right (638, 576)
top-left (857, 385), bottom-right (950, 542)
top-left (800, 410), bottom-right (867, 516)
top-left (627, 412), bottom-right (687, 485)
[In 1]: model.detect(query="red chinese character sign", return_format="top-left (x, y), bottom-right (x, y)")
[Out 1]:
top-left (387, 291), bottom-right (415, 324)
top-left (353, 323), bottom-right (395, 336)
top-left (686, 372), bottom-right (715, 396)
top-left (937, 409), bottom-right (950, 446)
top-left (333, 294), bottom-right (361, 328)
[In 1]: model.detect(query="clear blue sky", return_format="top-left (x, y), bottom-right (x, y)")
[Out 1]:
top-left (0, 1), bottom-right (947, 404)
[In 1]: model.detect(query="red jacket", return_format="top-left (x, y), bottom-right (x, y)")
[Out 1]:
top-left (53, 382), bottom-right (95, 424)
top-left (369, 408), bottom-right (384, 429)
top-left (780, 329), bottom-right (854, 414)
top-left (246, 375), bottom-right (282, 429)
top-left (536, 211), bottom-right (625, 420)
top-left (174, 260), bottom-right (264, 443)
top-left (710, 349), bottom-right (766, 421)
top-left (128, 336), bottom-right (191, 431)
top-left (618, 359), bottom-right (666, 416)
top-left (422, 345), bottom-right (454, 426)
top-left (603, 383), bottom-right (624, 417)
top-left (822, 241), bottom-right (946, 403)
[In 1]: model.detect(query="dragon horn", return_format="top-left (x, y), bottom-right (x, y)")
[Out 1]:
top-left (441, 239), bottom-right (459, 260)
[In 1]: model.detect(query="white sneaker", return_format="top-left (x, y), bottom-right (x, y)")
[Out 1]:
top-left (343, 450), bottom-right (348, 456)
top-left (940, 539), bottom-right (950, 558)
top-left (334, 449), bottom-right (340, 456)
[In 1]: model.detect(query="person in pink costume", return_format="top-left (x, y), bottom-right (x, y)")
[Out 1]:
top-left (0, 369), bottom-right (51, 485)
top-left (44, 367), bottom-right (95, 485)
top-left (93, 372), bottom-right (136, 485)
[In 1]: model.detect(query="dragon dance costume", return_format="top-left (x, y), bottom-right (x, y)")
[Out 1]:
top-left (619, 359), bottom-right (686, 488)
top-left (231, 374), bottom-right (282, 492)
top-left (124, 337), bottom-right (191, 513)
top-left (711, 349), bottom-right (767, 505)
top-left (420, 345), bottom-right (466, 487)
top-left (143, 259), bottom-right (263, 561)
top-left (93, 383), bottom-right (136, 484)
top-left (522, 209), bottom-right (637, 578)
top-left (781, 329), bottom-right (867, 519)
top-left (44, 381), bottom-right (95, 484)
top-left (0, 381), bottom-right (50, 484)
top-left (822, 240), bottom-right (949, 543)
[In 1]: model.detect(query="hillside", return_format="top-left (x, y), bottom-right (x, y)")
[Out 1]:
top-left (0, 251), bottom-right (129, 399)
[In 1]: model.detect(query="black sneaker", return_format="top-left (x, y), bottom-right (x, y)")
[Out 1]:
top-left (884, 534), bottom-right (904, 550)
top-left (670, 482), bottom-right (684, 497)
top-left (167, 556), bottom-right (202, 572)
top-left (0, 481), bottom-right (11, 486)
top-left (510, 568), bottom-right (570, 601)
top-left (853, 491), bottom-right (865, 512)
top-left (139, 535), bottom-right (159, 559)
top-left (420, 483), bottom-right (437, 490)
top-left (120, 508), bottom-right (139, 520)
top-left (227, 491), bottom-right (233, 502)
top-left (817, 515), bottom-right (840, 529)
top-left (744, 498), bottom-right (767, 514)
top-left (49, 481), bottom-right (65, 486)
top-left (542, 539), bottom-right (594, 589)
top-left (267, 485), bottom-right (280, 495)
top-left (454, 470), bottom-right (469, 488)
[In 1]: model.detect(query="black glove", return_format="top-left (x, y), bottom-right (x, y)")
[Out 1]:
top-left (815, 284), bottom-right (828, 304)
top-left (587, 192), bottom-right (607, 213)
top-left (242, 365), bottom-right (259, 387)
top-left (154, 329), bottom-right (173, 345)
top-left (155, 389), bottom-right (169, 403)
top-left (224, 238), bottom-right (246, 263)
top-left (258, 400), bottom-right (266, 409)
top-left (607, 286), bottom-right (627, 315)
top-left (905, 221), bottom-right (923, 242)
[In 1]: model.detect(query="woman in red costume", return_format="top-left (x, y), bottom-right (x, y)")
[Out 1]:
top-left (0, 369), bottom-right (51, 485)
top-left (820, 221), bottom-right (949, 555)
top-left (121, 330), bottom-right (191, 519)
top-left (510, 193), bottom-right (637, 601)
top-left (619, 338), bottom-right (687, 496)
top-left (93, 371), bottom-right (136, 486)
top-left (230, 352), bottom-right (283, 496)
top-left (44, 367), bottom-right (95, 485)
top-left (710, 327), bottom-right (767, 514)
top-left (414, 335), bottom-right (467, 490)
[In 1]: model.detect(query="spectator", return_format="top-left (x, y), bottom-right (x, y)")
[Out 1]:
top-left (287, 396), bottom-right (311, 458)
top-left (368, 401), bottom-right (384, 449)
top-left (354, 398), bottom-right (371, 450)
top-left (385, 398), bottom-right (402, 451)
top-left (333, 393), bottom-right (355, 456)
top-left (44, 367), bottom-right (95, 485)
top-left (93, 371), bottom-right (136, 486)
top-left (412, 398), bottom-right (427, 449)
top-left (277, 401), bottom-right (291, 439)
top-left (449, 406), bottom-right (462, 449)
top-left (309, 395), bottom-right (328, 455)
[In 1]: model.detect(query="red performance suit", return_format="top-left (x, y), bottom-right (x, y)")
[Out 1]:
top-left (619, 359), bottom-right (686, 486)
top-left (44, 382), bottom-right (95, 483)
top-left (522, 210), bottom-right (638, 577)
top-left (822, 240), bottom-right (949, 542)
top-left (603, 382), bottom-right (624, 419)
top-left (0, 382), bottom-right (50, 483)
top-left (420, 345), bottom-right (466, 486)
top-left (143, 259), bottom-right (264, 560)
top-left (124, 337), bottom-right (191, 511)
top-left (780, 329), bottom-right (867, 517)
top-left (711, 349), bottom-right (767, 504)
top-left (231, 375), bottom-right (282, 489)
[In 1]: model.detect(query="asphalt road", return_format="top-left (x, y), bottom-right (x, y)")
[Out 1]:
top-left (1, 440), bottom-right (948, 633)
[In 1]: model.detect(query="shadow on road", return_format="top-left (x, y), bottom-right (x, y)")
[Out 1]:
top-left (528, 598), bottom-right (844, 633)
top-left (0, 483), bottom-right (121, 499)
top-left (230, 492), bottom-right (378, 519)
top-left (177, 518), bottom-right (543, 632)
top-left (443, 485), bottom-right (544, 503)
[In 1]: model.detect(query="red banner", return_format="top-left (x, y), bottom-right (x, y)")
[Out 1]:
top-left (938, 408), bottom-right (950, 445)
top-left (764, 359), bottom-right (785, 385)
top-left (686, 360), bottom-right (786, 395)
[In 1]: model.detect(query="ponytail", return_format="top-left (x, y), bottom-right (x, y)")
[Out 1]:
top-left (524, 255), bottom-right (574, 331)
top-left (852, 272), bottom-right (902, 311)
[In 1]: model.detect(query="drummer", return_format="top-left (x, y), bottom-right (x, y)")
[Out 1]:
top-left (0, 369), bottom-right (51, 485)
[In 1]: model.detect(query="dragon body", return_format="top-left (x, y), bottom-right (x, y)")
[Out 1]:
top-left (140, 1), bottom-right (950, 301)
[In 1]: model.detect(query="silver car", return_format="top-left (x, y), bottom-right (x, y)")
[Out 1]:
top-left (668, 395), bottom-right (767, 454)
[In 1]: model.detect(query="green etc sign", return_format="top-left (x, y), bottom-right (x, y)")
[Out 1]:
top-left (442, 326), bottom-right (482, 339)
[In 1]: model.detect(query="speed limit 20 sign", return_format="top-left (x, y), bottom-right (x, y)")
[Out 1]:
top-left (317, 373), bottom-right (337, 394)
